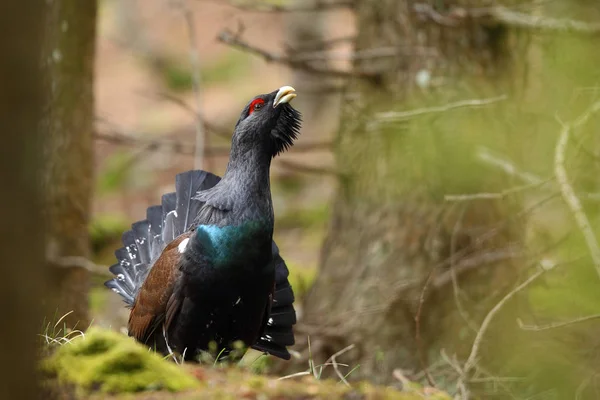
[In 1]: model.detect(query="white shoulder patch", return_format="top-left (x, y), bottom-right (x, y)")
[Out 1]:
top-left (178, 238), bottom-right (190, 253)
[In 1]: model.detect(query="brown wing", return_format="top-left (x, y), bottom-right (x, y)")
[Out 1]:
top-left (128, 232), bottom-right (192, 342)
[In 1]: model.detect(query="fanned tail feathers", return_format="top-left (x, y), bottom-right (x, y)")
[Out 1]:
top-left (104, 170), bottom-right (219, 306)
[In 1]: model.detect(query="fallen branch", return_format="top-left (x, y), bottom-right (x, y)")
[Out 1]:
top-left (554, 101), bottom-right (600, 281)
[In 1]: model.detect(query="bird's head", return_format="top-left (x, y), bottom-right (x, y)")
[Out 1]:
top-left (232, 86), bottom-right (302, 157)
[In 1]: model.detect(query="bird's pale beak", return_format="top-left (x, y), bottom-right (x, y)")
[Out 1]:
top-left (273, 86), bottom-right (296, 108)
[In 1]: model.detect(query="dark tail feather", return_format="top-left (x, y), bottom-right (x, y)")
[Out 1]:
top-left (252, 243), bottom-right (297, 360)
top-left (105, 170), bottom-right (221, 307)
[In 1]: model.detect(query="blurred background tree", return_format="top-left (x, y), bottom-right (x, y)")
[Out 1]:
top-left (301, 0), bottom-right (530, 382)
top-left (42, 0), bottom-right (97, 328)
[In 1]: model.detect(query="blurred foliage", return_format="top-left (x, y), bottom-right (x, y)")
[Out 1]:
top-left (276, 204), bottom-right (329, 231)
top-left (89, 213), bottom-right (129, 254)
top-left (287, 262), bottom-right (317, 299)
top-left (157, 51), bottom-right (252, 92)
top-left (96, 150), bottom-right (138, 195)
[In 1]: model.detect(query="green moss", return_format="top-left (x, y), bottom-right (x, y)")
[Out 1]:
top-left (43, 328), bottom-right (200, 394)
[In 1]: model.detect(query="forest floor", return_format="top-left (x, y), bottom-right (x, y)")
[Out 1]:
top-left (42, 328), bottom-right (449, 400)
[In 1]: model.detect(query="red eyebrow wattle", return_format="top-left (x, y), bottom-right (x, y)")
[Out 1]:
top-left (248, 98), bottom-right (265, 115)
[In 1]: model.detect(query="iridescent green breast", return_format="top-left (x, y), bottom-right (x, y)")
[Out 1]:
top-left (195, 219), bottom-right (271, 267)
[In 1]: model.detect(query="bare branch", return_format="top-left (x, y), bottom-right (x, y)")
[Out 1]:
top-left (518, 313), bottom-right (600, 332)
top-left (414, 4), bottom-right (600, 35)
top-left (46, 242), bottom-right (112, 278)
top-left (444, 180), bottom-right (550, 202)
top-left (217, 29), bottom-right (376, 80)
top-left (458, 263), bottom-right (552, 397)
top-left (95, 129), bottom-right (332, 157)
top-left (414, 266), bottom-right (438, 387)
top-left (375, 95), bottom-right (507, 123)
top-left (476, 147), bottom-right (546, 185)
top-left (449, 205), bottom-right (479, 333)
top-left (289, 46), bottom-right (437, 63)
top-left (209, 0), bottom-right (353, 13)
top-left (554, 101), bottom-right (600, 280)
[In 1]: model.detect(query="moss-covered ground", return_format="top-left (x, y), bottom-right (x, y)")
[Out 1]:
top-left (43, 328), bottom-right (450, 400)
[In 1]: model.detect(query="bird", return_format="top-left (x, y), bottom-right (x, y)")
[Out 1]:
top-left (105, 86), bottom-right (300, 361)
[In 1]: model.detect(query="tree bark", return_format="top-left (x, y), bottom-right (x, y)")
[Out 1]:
top-left (301, 0), bottom-right (528, 382)
top-left (0, 2), bottom-right (46, 398)
top-left (42, 0), bottom-right (97, 328)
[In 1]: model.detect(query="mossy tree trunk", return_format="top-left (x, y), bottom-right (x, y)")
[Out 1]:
top-left (42, 0), bottom-right (97, 328)
top-left (0, 2), bottom-right (46, 398)
top-left (301, 0), bottom-right (529, 382)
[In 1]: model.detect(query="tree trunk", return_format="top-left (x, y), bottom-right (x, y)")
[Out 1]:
top-left (301, 0), bottom-right (528, 383)
top-left (0, 3), bottom-right (46, 398)
top-left (42, 0), bottom-right (97, 328)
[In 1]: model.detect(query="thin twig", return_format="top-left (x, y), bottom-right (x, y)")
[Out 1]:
top-left (325, 344), bottom-right (355, 386)
top-left (134, 91), bottom-right (232, 139)
top-left (518, 313), bottom-right (600, 332)
top-left (554, 101), bottom-right (600, 280)
top-left (414, 4), bottom-right (600, 35)
top-left (217, 29), bottom-right (376, 80)
top-left (449, 205), bottom-right (479, 333)
top-left (458, 264), bottom-right (552, 398)
top-left (289, 46), bottom-right (437, 63)
top-left (175, 0), bottom-right (206, 169)
top-left (476, 147), bottom-right (546, 185)
top-left (209, 0), bottom-right (353, 13)
top-left (95, 130), bottom-right (332, 157)
top-left (46, 242), bottom-right (112, 278)
top-left (375, 95), bottom-right (507, 122)
top-left (444, 180), bottom-right (550, 202)
top-left (414, 267), bottom-right (438, 387)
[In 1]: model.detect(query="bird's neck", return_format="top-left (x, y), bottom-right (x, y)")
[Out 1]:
top-left (221, 142), bottom-right (272, 199)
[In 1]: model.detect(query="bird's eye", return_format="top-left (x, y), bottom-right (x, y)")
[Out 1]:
top-left (248, 98), bottom-right (265, 116)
